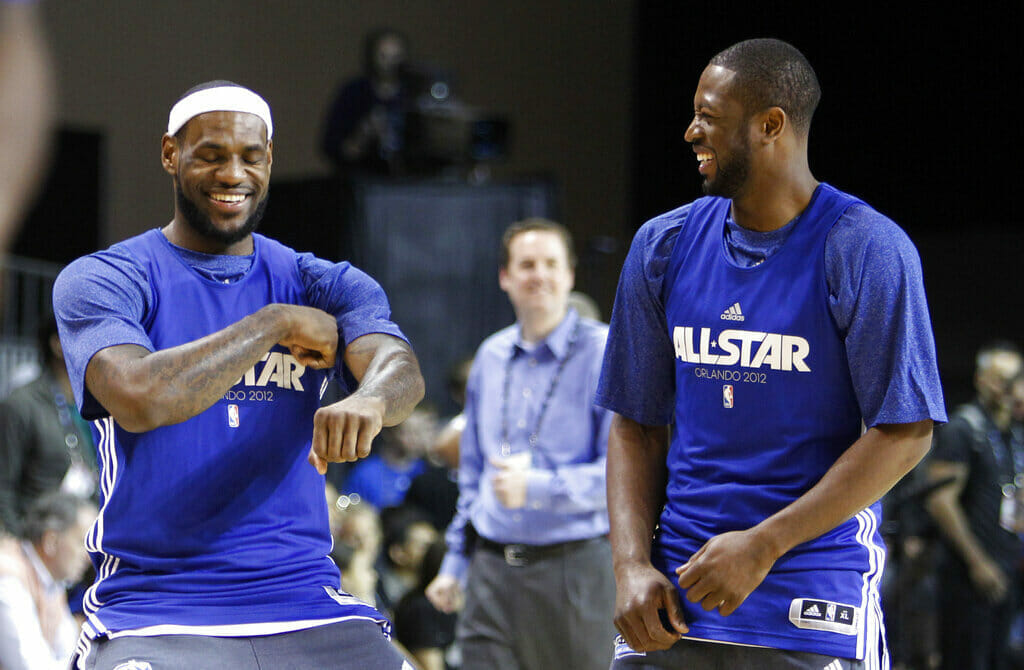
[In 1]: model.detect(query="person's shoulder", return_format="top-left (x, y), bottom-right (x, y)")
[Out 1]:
top-left (59, 231), bottom-right (154, 278)
top-left (948, 403), bottom-right (988, 434)
top-left (578, 316), bottom-right (609, 345)
top-left (479, 324), bottom-right (517, 350)
top-left (829, 198), bottom-right (916, 254)
top-left (0, 537), bottom-right (27, 580)
top-left (473, 324), bottom-right (517, 364)
top-left (618, 202), bottom-right (698, 283)
top-left (0, 372), bottom-right (47, 407)
top-left (338, 76), bottom-right (372, 96)
top-left (635, 202), bottom-right (695, 242)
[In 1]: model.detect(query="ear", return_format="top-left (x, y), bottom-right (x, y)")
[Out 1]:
top-left (266, 138), bottom-right (274, 171)
top-left (761, 107), bottom-right (786, 144)
top-left (498, 267), bottom-right (510, 293)
top-left (161, 134), bottom-right (179, 176)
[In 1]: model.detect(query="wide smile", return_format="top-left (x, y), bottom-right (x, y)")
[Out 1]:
top-left (206, 191), bottom-right (251, 214)
top-left (695, 149), bottom-right (714, 176)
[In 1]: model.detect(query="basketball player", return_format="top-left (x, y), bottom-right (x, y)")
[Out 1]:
top-left (53, 81), bottom-right (423, 670)
top-left (597, 39), bottom-right (946, 669)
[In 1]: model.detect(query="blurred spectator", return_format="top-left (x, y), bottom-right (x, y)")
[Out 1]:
top-left (321, 28), bottom-right (411, 176)
top-left (924, 341), bottom-right (1024, 670)
top-left (0, 317), bottom-right (98, 537)
top-left (394, 536), bottom-right (458, 670)
top-left (333, 541), bottom-right (380, 609)
top-left (881, 466), bottom-right (942, 670)
top-left (1012, 373), bottom-right (1024, 431)
top-left (376, 505), bottom-right (439, 618)
top-left (0, 0), bottom-right (55, 255)
top-left (326, 484), bottom-right (381, 606)
top-left (407, 358), bottom-right (472, 531)
top-left (427, 219), bottom-right (615, 670)
top-left (343, 406), bottom-right (435, 510)
top-left (0, 492), bottom-right (95, 670)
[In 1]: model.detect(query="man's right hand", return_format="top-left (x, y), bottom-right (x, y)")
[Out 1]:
top-left (613, 561), bottom-right (687, 652)
top-left (426, 574), bottom-right (464, 614)
top-left (274, 305), bottom-right (339, 370)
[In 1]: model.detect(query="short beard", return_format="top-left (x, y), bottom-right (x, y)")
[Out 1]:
top-left (175, 184), bottom-right (268, 247)
top-left (702, 134), bottom-right (752, 199)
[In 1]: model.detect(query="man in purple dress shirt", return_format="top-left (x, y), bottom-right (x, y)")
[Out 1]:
top-left (426, 219), bottom-right (616, 670)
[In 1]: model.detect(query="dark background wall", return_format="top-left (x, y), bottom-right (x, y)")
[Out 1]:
top-left (30, 0), bottom-right (633, 303)
top-left (12, 2), bottom-right (1022, 410)
top-left (633, 3), bottom-right (1024, 407)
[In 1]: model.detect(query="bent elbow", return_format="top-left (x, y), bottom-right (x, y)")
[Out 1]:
top-left (108, 400), bottom-right (163, 433)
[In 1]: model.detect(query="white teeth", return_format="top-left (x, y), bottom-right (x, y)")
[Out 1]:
top-left (696, 152), bottom-right (713, 162)
top-left (210, 193), bottom-right (246, 203)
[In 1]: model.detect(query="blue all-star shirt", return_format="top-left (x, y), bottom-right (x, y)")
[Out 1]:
top-left (52, 229), bottom-right (407, 639)
top-left (596, 183), bottom-right (946, 659)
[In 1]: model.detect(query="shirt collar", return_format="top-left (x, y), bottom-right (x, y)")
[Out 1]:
top-left (21, 541), bottom-right (59, 590)
top-left (511, 308), bottom-right (579, 360)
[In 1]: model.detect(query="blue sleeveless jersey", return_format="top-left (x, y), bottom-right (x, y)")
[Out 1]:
top-left (81, 230), bottom-right (384, 636)
top-left (657, 185), bottom-right (886, 659)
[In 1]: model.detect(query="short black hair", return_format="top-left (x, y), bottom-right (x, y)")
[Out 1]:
top-left (709, 38), bottom-right (821, 135)
top-left (500, 218), bottom-right (577, 269)
top-left (21, 492), bottom-right (88, 543)
top-left (176, 79), bottom-right (243, 102)
top-left (380, 504), bottom-right (433, 560)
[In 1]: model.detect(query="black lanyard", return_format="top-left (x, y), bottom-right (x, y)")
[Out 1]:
top-left (498, 320), bottom-right (581, 457)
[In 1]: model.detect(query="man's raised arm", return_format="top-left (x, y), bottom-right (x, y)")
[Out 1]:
top-left (86, 304), bottom-right (339, 433)
top-left (308, 332), bottom-right (424, 472)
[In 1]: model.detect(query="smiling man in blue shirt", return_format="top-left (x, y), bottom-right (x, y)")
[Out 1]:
top-left (597, 39), bottom-right (945, 670)
top-left (426, 219), bottom-right (616, 670)
top-left (53, 81), bottom-right (424, 670)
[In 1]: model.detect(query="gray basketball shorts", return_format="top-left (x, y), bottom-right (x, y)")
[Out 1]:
top-left (72, 619), bottom-right (413, 670)
top-left (610, 635), bottom-right (869, 670)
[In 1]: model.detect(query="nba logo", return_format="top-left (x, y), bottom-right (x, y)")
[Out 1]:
top-left (228, 404), bottom-right (240, 427)
top-left (723, 385), bottom-right (734, 408)
top-left (826, 603), bottom-right (837, 621)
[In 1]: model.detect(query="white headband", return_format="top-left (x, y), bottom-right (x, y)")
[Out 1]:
top-left (167, 85), bottom-right (273, 139)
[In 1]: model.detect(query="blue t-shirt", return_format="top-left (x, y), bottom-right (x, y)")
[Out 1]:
top-left (597, 187), bottom-right (945, 429)
top-left (596, 184), bottom-right (946, 659)
top-left (52, 230), bottom-right (407, 638)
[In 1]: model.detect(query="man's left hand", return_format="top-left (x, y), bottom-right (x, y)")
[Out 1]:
top-left (307, 395), bottom-right (386, 473)
top-left (490, 456), bottom-right (529, 509)
top-left (674, 529), bottom-right (776, 616)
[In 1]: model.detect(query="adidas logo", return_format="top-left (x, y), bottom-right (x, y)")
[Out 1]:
top-left (803, 603), bottom-right (821, 617)
top-left (823, 660), bottom-right (842, 670)
top-left (720, 302), bottom-right (745, 321)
